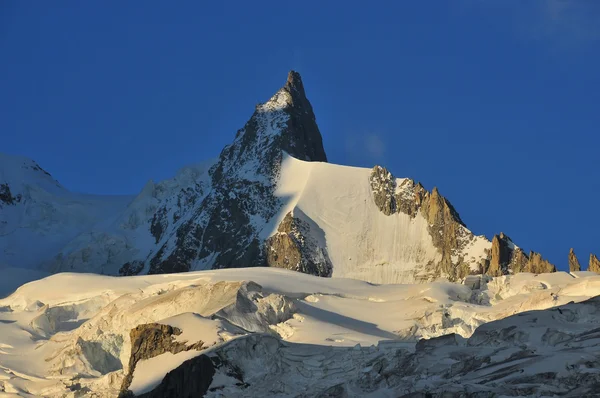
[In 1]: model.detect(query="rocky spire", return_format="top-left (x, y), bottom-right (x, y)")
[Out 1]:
top-left (210, 70), bottom-right (327, 184)
top-left (284, 70), bottom-right (307, 102)
top-left (569, 248), bottom-right (581, 272)
top-left (147, 71), bottom-right (328, 274)
top-left (526, 251), bottom-right (556, 274)
top-left (277, 70), bottom-right (328, 163)
top-left (589, 253), bottom-right (600, 273)
top-left (487, 234), bottom-right (509, 277)
top-left (486, 232), bottom-right (528, 276)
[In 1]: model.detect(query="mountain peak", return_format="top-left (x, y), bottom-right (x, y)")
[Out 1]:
top-left (259, 70), bottom-right (310, 114)
top-left (284, 70), bottom-right (305, 96)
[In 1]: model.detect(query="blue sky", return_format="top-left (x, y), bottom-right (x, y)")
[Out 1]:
top-left (2, 1), bottom-right (599, 270)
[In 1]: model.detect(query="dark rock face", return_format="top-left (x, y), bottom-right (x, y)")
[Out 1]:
top-left (119, 260), bottom-right (144, 276)
top-left (119, 323), bottom-right (205, 396)
top-left (0, 183), bottom-right (20, 206)
top-left (569, 248), bottom-right (581, 272)
top-left (146, 71), bottom-right (328, 275)
top-left (135, 354), bottom-right (215, 398)
top-left (589, 253), bottom-right (600, 273)
top-left (264, 211), bottom-right (332, 277)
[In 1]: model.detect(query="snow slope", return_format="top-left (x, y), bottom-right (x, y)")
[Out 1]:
top-left (270, 154), bottom-right (490, 283)
top-left (1, 269), bottom-right (600, 396)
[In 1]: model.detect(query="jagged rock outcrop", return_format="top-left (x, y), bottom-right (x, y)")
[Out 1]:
top-left (589, 253), bottom-right (600, 273)
top-left (369, 166), bottom-right (397, 215)
top-left (509, 246), bottom-right (529, 273)
top-left (484, 233), bottom-right (555, 276)
top-left (264, 211), bottom-right (332, 277)
top-left (569, 248), bottom-right (581, 272)
top-left (119, 323), bottom-right (206, 396)
top-left (486, 235), bottom-right (507, 277)
top-left (147, 70), bottom-right (327, 274)
top-left (485, 233), bottom-right (528, 276)
top-left (369, 165), bottom-right (486, 282)
top-left (396, 179), bottom-right (428, 218)
top-left (422, 187), bottom-right (471, 281)
top-left (525, 251), bottom-right (556, 274)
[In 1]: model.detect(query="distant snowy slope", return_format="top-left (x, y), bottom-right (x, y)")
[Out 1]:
top-left (50, 159), bottom-right (215, 275)
top-left (0, 153), bottom-right (132, 269)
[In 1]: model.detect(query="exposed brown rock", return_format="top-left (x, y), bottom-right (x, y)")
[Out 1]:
top-left (509, 247), bottom-right (529, 274)
top-left (484, 233), bottom-right (556, 276)
top-left (369, 165), bottom-right (481, 282)
top-left (264, 211), bottom-right (332, 277)
top-left (369, 166), bottom-right (430, 220)
top-left (421, 187), bottom-right (468, 281)
top-left (119, 323), bottom-right (205, 396)
top-left (569, 248), bottom-right (581, 272)
top-left (486, 235), bottom-right (507, 277)
top-left (369, 166), bottom-right (397, 215)
top-left (396, 179), bottom-right (428, 218)
top-left (589, 253), bottom-right (600, 273)
top-left (525, 251), bottom-right (556, 274)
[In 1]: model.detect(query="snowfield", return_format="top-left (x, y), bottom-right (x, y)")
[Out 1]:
top-left (1, 268), bottom-right (600, 396)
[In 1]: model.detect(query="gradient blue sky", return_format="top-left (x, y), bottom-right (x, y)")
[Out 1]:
top-left (2, 1), bottom-right (599, 270)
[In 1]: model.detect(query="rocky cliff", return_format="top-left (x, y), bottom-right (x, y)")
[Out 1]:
top-left (264, 211), bottom-right (332, 277)
top-left (368, 166), bottom-right (557, 281)
top-left (485, 233), bottom-right (555, 276)
top-left (525, 251), bottom-right (556, 274)
top-left (569, 248), bottom-right (581, 272)
top-left (589, 253), bottom-right (600, 273)
top-left (119, 323), bottom-right (206, 395)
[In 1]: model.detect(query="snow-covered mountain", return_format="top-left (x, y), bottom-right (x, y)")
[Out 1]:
top-left (2, 268), bottom-right (600, 397)
top-left (1, 71), bottom-right (560, 285)
top-left (4, 70), bottom-right (600, 398)
top-left (0, 154), bottom-right (132, 271)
